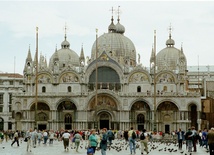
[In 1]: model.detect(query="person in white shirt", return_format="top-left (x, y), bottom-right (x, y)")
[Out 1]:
top-left (43, 130), bottom-right (48, 144)
top-left (140, 129), bottom-right (149, 155)
top-left (62, 130), bottom-right (70, 151)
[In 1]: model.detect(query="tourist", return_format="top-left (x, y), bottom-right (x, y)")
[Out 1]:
top-left (62, 130), bottom-right (70, 151)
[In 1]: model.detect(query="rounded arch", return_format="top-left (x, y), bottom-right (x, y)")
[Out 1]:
top-left (87, 93), bottom-right (119, 111)
top-left (30, 102), bottom-right (50, 111)
top-left (157, 101), bottom-right (179, 111)
top-left (36, 72), bottom-right (53, 83)
top-left (86, 90), bottom-right (122, 110)
top-left (156, 99), bottom-right (179, 111)
top-left (130, 98), bottom-right (151, 111)
top-left (137, 114), bottom-right (145, 123)
top-left (128, 71), bottom-right (151, 83)
top-left (85, 62), bottom-right (123, 83)
top-left (15, 112), bottom-right (22, 120)
top-left (57, 100), bottom-right (77, 111)
top-left (59, 71), bottom-right (80, 83)
top-left (130, 101), bottom-right (151, 111)
top-left (0, 117), bottom-right (4, 130)
top-left (155, 71), bottom-right (178, 84)
top-left (186, 101), bottom-right (200, 110)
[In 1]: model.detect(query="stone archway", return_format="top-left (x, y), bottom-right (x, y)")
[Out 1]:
top-left (188, 104), bottom-right (197, 129)
top-left (157, 101), bottom-right (179, 133)
top-left (0, 117), bottom-right (4, 130)
top-left (30, 102), bottom-right (50, 130)
top-left (98, 112), bottom-right (111, 129)
top-left (57, 100), bottom-right (77, 130)
top-left (130, 101), bottom-right (150, 129)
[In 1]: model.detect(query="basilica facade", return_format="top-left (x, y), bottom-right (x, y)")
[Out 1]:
top-left (11, 15), bottom-right (203, 133)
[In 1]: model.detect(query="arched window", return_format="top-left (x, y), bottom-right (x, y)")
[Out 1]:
top-left (163, 86), bottom-right (167, 91)
top-left (42, 86), bottom-right (46, 93)
top-left (137, 114), bottom-right (145, 123)
top-left (67, 86), bottom-right (72, 92)
top-left (64, 114), bottom-right (72, 123)
top-left (137, 86), bottom-right (141, 92)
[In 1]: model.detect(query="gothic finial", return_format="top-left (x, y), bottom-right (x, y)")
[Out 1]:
top-left (64, 23), bottom-right (67, 40)
top-left (117, 6), bottom-right (121, 21)
top-left (168, 23), bottom-right (173, 39)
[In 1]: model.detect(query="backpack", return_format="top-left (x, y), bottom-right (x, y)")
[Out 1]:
top-left (140, 132), bottom-right (145, 140)
top-left (132, 131), bottom-right (136, 139)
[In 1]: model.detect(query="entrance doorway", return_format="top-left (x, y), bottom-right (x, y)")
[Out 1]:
top-left (165, 124), bottom-right (170, 134)
top-left (138, 125), bottom-right (144, 131)
top-left (100, 120), bottom-right (109, 129)
top-left (38, 124), bottom-right (47, 130)
top-left (65, 124), bottom-right (71, 130)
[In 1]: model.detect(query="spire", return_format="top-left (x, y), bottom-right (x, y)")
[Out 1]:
top-left (61, 24), bottom-right (70, 49)
top-left (166, 23), bottom-right (175, 47)
top-left (108, 7), bottom-right (116, 33)
top-left (79, 44), bottom-right (85, 66)
top-left (150, 45), bottom-right (155, 62)
top-left (64, 23), bottom-right (67, 40)
top-left (26, 45), bottom-right (32, 61)
top-left (80, 44), bottom-right (85, 59)
top-left (117, 6), bottom-right (121, 22)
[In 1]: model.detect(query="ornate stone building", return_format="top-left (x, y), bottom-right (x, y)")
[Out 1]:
top-left (11, 15), bottom-right (208, 133)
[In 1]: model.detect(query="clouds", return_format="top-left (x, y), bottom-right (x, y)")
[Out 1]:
top-left (0, 1), bottom-right (214, 74)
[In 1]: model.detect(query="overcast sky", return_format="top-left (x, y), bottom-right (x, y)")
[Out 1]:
top-left (0, 1), bottom-right (214, 74)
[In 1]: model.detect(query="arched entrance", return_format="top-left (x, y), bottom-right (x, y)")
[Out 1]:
top-left (137, 114), bottom-right (145, 131)
top-left (0, 117), bottom-right (4, 130)
top-left (15, 112), bottom-right (22, 130)
top-left (57, 100), bottom-right (77, 130)
top-left (189, 104), bottom-right (197, 129)
top-left (30, 102), bottom-right (50, 130)
top-left (130, 101), bottom-right (150, 130)
top-left (157, 101), bottom-right (179, 133)
top-left (98, 112), bottom-right (111, 129)
top-left (88, 94), bottom-right (118, 129)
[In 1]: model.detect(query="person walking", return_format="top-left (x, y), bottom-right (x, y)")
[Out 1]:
top-left (11, 130), bottom-right (19, 147)
top-left (25, 128), bottom-right (32, 152)
top-left (128, 127), bottom-right (136, 155)
top-left (100, 128), bottom-right (108, 155)
top-left (62, 130), bottom-right (70, 151)
top-left (191, 126), bottom-right (197, 152)
top-left (43, 130), bottom-right (48, 144)
top-left (37, 130), bottom-right (42, 145)
top-left (31, 128), bottom-right (38, 148)
top-left (140, 129), bottom-right (149, 155)
top-left (49, 129), bottom-right (55, 145)
top-left (88, 129), bottom-right (98, 155)
top-left (185, 128), bottom-right (193, 152)
top-left (107, 128), bottom-right (114, 145)
top-left (176, 128), bottom-right (185, 150)
top-left (74, 131), bottom-right (82, 152)
top-left (207, 127), bottom-right (214, 155)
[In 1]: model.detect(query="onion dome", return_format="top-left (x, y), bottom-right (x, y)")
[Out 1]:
top-left (49, 35), bottom-right (80, 70)
top-left (115, 18), bottom-right (125, 34)
top-left (156, 33), bottom-right (187, 71)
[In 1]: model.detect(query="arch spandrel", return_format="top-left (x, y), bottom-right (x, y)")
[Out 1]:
top-left (89, 94), bottom-right (117, 111)
top-left (57, 101), bottom-right (77, 111)
top-left (37, 73), bottom-right (52, 83)
top-left (156, 72), bottom-right (175, 84)
top-left (59, 72), bottom-right (79, 83)
top-left (129, 72), bottom-right (149, 83)
top-left (131, 101), bottom-right (150, 111)
top-left (157, 101), bottom-right (179, 111)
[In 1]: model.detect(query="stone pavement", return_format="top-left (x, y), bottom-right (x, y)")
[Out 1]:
top-left (0, 138), bottom-right (209, 155)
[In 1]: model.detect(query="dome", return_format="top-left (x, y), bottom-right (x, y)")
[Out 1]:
top-left (115, 21), bottom-right (125, 34)
top-left (91, 32), bottom-right (136, 66)
top-left (156, 36), bottom-right (187, 71)
top-left (49, 37), bottom-right (80, 69)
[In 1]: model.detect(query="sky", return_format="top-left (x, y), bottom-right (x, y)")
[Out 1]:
top-left (0, 1), bottom-right (214, 74)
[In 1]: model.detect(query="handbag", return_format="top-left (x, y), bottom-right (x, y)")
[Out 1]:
top-left (24, 137), bottom-right (28, 142)
top-left (72, 137), bottom-right (76, 142)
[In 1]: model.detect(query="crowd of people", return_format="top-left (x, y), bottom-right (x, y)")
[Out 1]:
top-left (0, 126), bottom-right (214, 155)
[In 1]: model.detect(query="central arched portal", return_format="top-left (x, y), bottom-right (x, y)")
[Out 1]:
top-left (98, 112), bottom-right (111, 129)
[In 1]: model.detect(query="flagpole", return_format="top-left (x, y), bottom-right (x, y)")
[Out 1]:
top-left (35, 27), bottom-right (39, 129)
